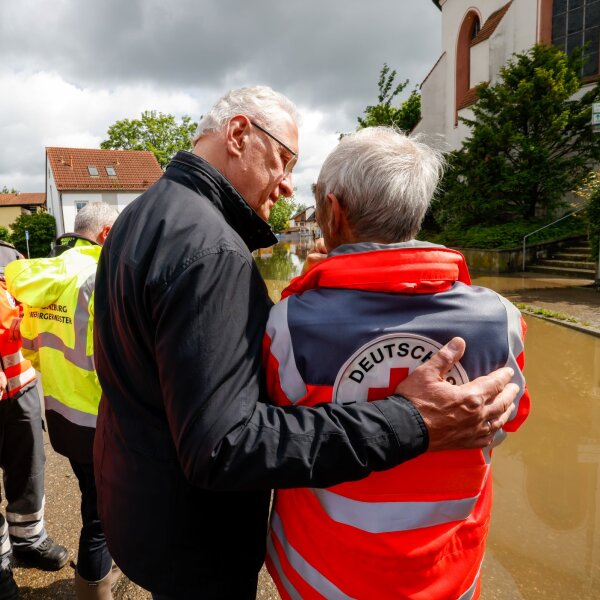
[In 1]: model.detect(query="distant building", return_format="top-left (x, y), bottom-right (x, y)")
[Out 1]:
top-left (0, 193), bottom-right (46, 231)
top-left (415, 0), bottom-right (600, 148)
top-left (288, 206), bottom-right (320, 236)
top-left (46, 147), bottom-right (163, 235)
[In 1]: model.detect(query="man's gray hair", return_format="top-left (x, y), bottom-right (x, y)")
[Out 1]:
top-left (315, 127), bottom-right (446, 243)
top-left (194, 86), bottom-right (298, 142)
top-left (74, 202), bottom-right (118, 238)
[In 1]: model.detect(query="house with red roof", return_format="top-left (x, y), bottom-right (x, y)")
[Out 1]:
top-left (415, 1), bottom-right (599, 148)
top-left (0, 193), bottom-right (46, 231)
top-left (46, 147), bottom-right (163, 235)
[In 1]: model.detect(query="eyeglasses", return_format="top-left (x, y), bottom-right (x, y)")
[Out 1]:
top-left (250, 120), bottom-right (297, 175)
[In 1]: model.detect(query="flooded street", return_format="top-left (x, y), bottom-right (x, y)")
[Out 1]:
top-left (255, 239), bottom-right (600, 599)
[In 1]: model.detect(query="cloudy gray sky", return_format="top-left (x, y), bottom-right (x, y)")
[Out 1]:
top-left (0, 0), bottom-right (441, 206)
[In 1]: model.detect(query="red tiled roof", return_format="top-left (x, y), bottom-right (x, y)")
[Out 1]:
top-left (471, 2), bottom-right (513, 47)
top-left (46, 147), bottom-right (163, 192)
top-left (0, 193), bottom-right (46, 207)
top-left (457, 87), bottom-right (479, 110)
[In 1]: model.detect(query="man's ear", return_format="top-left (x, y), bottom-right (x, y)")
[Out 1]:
top-left (326, 193), bottom-right (344, 238)
top-left (97, 225), bottom-right (111, 246)
top-left (225, 115), bottom-right (250, 158)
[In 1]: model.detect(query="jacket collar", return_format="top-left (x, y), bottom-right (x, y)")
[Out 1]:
top-left (166, 151), bottom-right (278, 252)
top-left (282, 242), bottom-right (471, 299)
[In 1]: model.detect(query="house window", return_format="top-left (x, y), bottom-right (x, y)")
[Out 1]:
top-left (105, 166), bottom-right (117, 177)
top-left (75, 201), bottom-right (88, 213)
top-left (87, 165), bottom-right (99, 176)
top-left (552, 0), bottom-right (600, 77)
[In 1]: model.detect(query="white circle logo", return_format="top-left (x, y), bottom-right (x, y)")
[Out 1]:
top-left (332, 333), bottom-right (468, 405)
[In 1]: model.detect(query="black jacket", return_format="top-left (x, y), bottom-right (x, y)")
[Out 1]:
top-left (93, 151), bottom-right (428, 597)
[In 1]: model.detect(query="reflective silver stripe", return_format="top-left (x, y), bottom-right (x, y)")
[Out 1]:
top-left (265, 298), bottom-right (307, 402)
top-left (25, 333), bottom-right (95, 371)
top-left (7, 496), bottom-right (45, 524)
top-left (0, 537), bottom-right (10, 556)
top-left (2, 350), bottom-right (25, 368)
top-left (0, 520), bottom-right (8, 558)
top-left (9, 520), bottom-right (44, 539)
top-left (483, 429), bottom-right (507, 465)
top-left (7, 367), bottom-right (36, 390)
top-left (23, 272), bottom-right (96, 372)
top-left (498, 295), bottom-right (527, 417)
top-left (45, 395), bottom-right (97, 428)
top-left (457, 567), bottom-right (481, 600)
top-left (266, 535), bottom-right (303, 600)
top-left (270, 512), bottom-right (354, 600)
top-left (311, 486), bottom-right (482, 533)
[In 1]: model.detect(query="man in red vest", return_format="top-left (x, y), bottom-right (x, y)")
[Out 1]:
top-left (264, 127), bottom-right (530, 600)
top-left (0, 240), bottom-right (68, 600)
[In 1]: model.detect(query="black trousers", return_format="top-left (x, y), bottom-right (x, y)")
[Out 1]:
top-left (0, 384), bottom-right (47, 569)
top-left (69, 459), bottom-right (112, 582)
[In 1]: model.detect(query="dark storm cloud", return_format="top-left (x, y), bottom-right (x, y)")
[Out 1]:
top-left (1, 0), bottom-right (441, 120)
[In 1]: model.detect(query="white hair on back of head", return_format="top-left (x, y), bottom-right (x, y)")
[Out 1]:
top-left (315, 127), bottom-right (446, 243)
top-left (74, 202), bottom-right (118, 238)
top-left (193, 86), bottom-right (299, 143)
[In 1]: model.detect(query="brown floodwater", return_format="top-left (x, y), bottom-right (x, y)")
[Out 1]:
top-left (255, 240), bottom-right (600, 600)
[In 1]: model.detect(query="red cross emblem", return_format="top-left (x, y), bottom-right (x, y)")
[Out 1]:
top-left (367, 367), bottom-right (410, 401)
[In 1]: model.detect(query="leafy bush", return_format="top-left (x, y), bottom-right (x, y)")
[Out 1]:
top-left (420, 214), bottom-right (587, 249)
top-left (9, 212), bottom-right (56, 258)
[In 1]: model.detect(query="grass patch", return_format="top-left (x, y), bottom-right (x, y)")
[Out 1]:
top-left (515, 302), bottom-right (590, 326)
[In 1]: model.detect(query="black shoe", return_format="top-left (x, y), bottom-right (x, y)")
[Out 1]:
top-left (0, 567), bottom-right (18, 600)
top-left (13, 537), bottom-right (69, 571)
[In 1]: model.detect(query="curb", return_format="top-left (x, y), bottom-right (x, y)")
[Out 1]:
top-left (520, 309), bottom-right (600, 338)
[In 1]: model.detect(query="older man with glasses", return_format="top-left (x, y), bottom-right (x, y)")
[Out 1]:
top-left (93, 86), bottom-right (518, 599)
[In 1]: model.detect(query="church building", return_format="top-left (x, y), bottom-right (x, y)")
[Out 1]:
top-left (414, 0), bottom-right (600, 148)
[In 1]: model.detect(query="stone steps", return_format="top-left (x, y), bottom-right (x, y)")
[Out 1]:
top-left (528, 238), bottom-right (597, 278)
top-left (528, 264), bottom-right (596, 277)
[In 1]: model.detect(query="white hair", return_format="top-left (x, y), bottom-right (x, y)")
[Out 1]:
top-left (194, 86), bottom-right (298, 143)
top-left (74, 202), bottom-right (118, 238)
top-left (315, 127), bottom-right (446, 243)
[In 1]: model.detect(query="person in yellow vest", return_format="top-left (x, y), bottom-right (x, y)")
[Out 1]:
top-left (0, 240), bottom-right (68, 600)
top-left (6, 203), bottom-right (119, 600)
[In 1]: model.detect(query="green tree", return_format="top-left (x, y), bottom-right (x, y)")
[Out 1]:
top-left (101, 111), bottom-right (197, 169)
top-left (268, 197), bottom-right (306, 233)
top-left (357, 63), bottom-right (421, 133)
top-left (1, 186), bottom-right (18, 194)
top-left (9, 212), bottom-right (56, 258)
top-left (0, 226), bottom-right (9, 241)
top-left (435, 44), bottom-right (600, 229)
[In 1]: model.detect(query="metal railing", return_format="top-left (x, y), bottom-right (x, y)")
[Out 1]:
top-left (522, 207), bottom-right (588, 271)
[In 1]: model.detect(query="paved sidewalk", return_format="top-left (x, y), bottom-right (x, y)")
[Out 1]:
top-left (471, 273), bottom-right (600, 335)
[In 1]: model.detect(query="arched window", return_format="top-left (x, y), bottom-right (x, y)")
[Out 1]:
top-left (456, 10), bottom-right (481, 123)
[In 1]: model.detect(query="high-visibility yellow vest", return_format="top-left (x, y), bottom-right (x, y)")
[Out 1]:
top-left (5, 242), bottom-right (101, 428)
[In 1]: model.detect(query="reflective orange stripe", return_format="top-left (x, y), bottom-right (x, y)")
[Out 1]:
top-left (0, 281), bottom-right (35, 399)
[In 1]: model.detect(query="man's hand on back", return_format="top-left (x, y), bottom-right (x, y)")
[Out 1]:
top-left (395, 337), bottom-right (518, 451)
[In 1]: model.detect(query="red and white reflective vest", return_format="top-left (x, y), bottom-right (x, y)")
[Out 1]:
top-left (263, 243), bottom-right (530, 600)
top-left (0, 279), bottom-right (36, 400)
